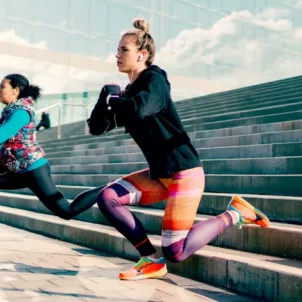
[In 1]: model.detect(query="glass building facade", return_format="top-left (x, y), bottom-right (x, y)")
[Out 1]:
top-left (0, 0), bottom-right (301, 125)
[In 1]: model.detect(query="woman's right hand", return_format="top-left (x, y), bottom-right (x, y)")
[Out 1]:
top-left (99, 84), bottom-right (121, 99)
top-left (104, 84), bottom-right (121, 97)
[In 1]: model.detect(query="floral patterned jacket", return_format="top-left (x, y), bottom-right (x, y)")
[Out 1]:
top-left (0, 97), bottom-right (45, 173)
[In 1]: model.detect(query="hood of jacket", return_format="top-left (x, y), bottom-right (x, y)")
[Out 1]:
top-left (143, 65), bottom-right (170, 88)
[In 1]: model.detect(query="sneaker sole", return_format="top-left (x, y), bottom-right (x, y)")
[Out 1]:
top-left (232, 195), bottom-right (270, 227)
top-left (119, 266), bottom-right (168, 281)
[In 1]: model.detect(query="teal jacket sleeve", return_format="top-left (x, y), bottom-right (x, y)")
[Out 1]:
top-left (0, 109), bottom-right (31, 143)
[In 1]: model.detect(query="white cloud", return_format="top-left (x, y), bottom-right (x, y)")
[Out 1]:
top-left (238, 9), bottom-right (292, 32)
top-left (256, 8), bottom-right (290, 19)
top-left (294, 28), bottom-right (302, 39)
top-left (156, 8), bottom-right (302, 92)
top-left (279, 0), bottom-right (302, 9)
top-left (0, 7), bottom-right (301, 100)
top-left (0, 29), bottom-right (47, 49)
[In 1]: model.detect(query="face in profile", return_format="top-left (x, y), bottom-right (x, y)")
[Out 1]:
top-left (0, 79), bottom-right (17, 105)
top-left (116, 36), bottom-right (141, 73)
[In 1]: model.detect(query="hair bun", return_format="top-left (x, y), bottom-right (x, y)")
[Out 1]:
top-left (132, 18), bottom-right (149, 33)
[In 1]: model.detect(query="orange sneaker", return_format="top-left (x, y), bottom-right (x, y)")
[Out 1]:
top-left (227, 195), bottom-right (270, 229)
top-left (119, 257), bottom-right (168, 281)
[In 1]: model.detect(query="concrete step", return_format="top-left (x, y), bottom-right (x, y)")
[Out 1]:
top-left (46, 147), bottom-right (106, 158)
top-left (50, 162), bottom-right (148, 175)
top-left (43, 129), bottom-right (302, 154)
top-left (45, 142), bottom-right (302, 162)
top-left (181, 102), bottom-right (302, 126)
top-left (194, 129), bottom-right (302, 148)
top-left (178, 90), bottom-right (302, 116)
top-left (38, 119), bottom-right (302, 148)
top-left (40, 120), bottom-right (302, 151)
top-left (39, 108), bottom-right (302, 146)
top-left (177, 85), bottom-right (302, 110)
top-left (49, 157), bottom-right (302, 175)
top-left (181, 99), bottom-right (302, 121)
top-left (194, 120), bottom-right (302, 139)
top-left (178, 93), bottom-right (302, 118)
top-left (0, 192), bottom-right (300, 261)
top-left (203, 157), bottom-right (302, 174)
top-left (43, 137), bottom-right (136, 153)
top-left (42, 133), bottom-right (131, 149)
top-left (6, 186), bottom-right (302, 224)
top-left (39, 110), bottom-right (302, 147)
top-left (48, 153), bottom-right (145, 165)
top-left (181, 110), bottom-right (302, 132)
top-left (176, 77), bottom-right (302, 109)
top-left (0, 205), bottom-right (300, 301)
top-left (198, 142), bottom-right (302, 159)
top-left (205, 174), bottom-right (302, 196)
top-left (50, 173), bottom-right (121, 187)
top-left (39, 128), bottom-right (127, 146)
top-left (36, 122), bottom-right (86, 139)
top-left (46, 173), bottom-right (302, 197)
top-left (44, 136), bottom-right (140, 153)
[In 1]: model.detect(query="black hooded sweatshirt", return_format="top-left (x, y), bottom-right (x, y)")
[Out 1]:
top-left (88, 65), bottom-right (201, 179)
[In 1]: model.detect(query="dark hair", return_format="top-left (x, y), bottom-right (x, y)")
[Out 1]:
top-left (5, 74), bottom-right (42, 101)
top-left (122, 18), bottom-right (156, 67)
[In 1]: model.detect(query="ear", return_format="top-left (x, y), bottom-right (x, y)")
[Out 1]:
top-left (14, 87), bottom-right (20, 97)
top-left (141, 49), bottom-right (148, 57)
top-left (138, 50), bottom-right (148, 62)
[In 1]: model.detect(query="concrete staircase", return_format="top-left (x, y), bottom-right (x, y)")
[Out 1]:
top-left (1, 75), bottom-right (302, 301)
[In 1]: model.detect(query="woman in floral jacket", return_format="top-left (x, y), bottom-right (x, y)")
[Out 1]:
top-left (0, 73), bottom-right (101, 219)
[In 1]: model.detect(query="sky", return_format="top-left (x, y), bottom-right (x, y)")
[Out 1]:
top-left (0, 0), bottom-right (301, 99)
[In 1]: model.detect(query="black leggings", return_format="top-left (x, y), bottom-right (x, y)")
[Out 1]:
top-left (0, 163), bottom-right (104, 220)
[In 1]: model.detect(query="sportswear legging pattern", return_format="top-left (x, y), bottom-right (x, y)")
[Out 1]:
top-left (97, 167), bottom-right (233, 263)
top-left (0, 163), bottom-right (104, 220)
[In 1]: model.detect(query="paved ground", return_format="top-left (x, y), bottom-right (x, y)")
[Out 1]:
top-left (0, 223), bottom-right (256, 302)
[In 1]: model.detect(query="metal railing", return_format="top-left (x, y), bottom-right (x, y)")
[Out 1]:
top-left (36, 101), bottom-right (96, 139)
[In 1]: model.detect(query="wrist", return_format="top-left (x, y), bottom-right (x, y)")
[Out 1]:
top-left (106, 94), bottom-right (120, 104)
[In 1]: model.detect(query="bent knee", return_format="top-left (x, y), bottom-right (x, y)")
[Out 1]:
top-left (98, 188), bottom-right (117, 200)
top-left (97, 187), bottom-right (119, 209)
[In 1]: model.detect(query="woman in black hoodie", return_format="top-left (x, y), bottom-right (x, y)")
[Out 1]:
top-left (88, 18), bottom-right (270, 281)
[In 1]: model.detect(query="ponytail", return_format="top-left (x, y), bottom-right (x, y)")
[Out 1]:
top-left (26, 85), bottom-right (42, 101)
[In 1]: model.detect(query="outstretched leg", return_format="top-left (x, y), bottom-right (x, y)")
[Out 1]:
top-left (69, 185), bottom-right (106, 217)
top-left (28, 163), bottom-right (102, 219)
